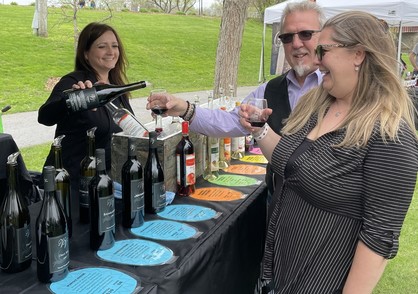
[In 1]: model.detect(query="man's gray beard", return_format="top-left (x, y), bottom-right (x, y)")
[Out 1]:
top-left (293, 64), bottom-right (310, 77)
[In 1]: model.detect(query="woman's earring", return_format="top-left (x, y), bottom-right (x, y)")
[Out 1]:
top-left (354, 65), bottom-right (360, 71)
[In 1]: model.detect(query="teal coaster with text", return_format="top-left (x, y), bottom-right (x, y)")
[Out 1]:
top-left (131, 220), bottom-right (201, 241)
top-left (49, 267), bottom-right (138, 293)
top-left (158, 204), bottom-right (219, 222)
top-left (96, 239), bottom-right (176, 266)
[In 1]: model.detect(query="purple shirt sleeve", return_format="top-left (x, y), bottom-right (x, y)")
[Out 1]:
top-left (189, 83), bottom-right (268, 138)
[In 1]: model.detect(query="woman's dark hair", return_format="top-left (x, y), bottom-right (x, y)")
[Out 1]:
top-left (75, 22), bottom-right (129, 85)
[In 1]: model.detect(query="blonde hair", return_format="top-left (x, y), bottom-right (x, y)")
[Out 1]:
top-left (282, 11), bottom-right (417, 147)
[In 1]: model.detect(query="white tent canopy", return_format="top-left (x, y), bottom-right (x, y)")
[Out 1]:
top-left (260, 0), bottom-right (418, 81)
top-left (264, 0), bottom-right (418, 26)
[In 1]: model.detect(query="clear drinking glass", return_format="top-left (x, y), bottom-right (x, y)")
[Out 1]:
top-left (150, 89), bottom-right (167, 133)
top-left (247, 98), bottom-right (268, 127)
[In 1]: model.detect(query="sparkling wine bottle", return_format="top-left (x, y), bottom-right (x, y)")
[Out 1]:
top-left (89, 149), bottom-right (115, 251)
top-left (79, 127), bottom-right (97, 224)
top-left (51, 135), bottom-right (72, 238)
top-left (0, 151), bottom-right (32, 273)
top-left (64, 80), bottom-right (151, 113)
top-left (176, 121), bottom-right (196, 197)
top-left (106, 102), bottom-right (148, 137)
top-left (121, 138), bottom-right (144, 228)
top-left (144, 131), bottom-right (166, 214)
top-left (36, 166), bottom-right (69, 283)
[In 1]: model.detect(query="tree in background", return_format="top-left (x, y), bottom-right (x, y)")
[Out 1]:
top-left (213, 0), bottom-right (250, 98)
top-left (251, 0), bottom-right (281, 21)
top-left (149, 0), bottom-right (196, 13)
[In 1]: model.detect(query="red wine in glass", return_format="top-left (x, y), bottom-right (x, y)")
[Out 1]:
top-left (152, 107), bottom-right (168, 115)
top-left (250, 120), bottom-right (266, 127)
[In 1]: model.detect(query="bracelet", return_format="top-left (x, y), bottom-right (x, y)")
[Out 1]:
top-left (252, 123), bottom-right (269, 141)
top-left (183, 103), bottom-right (196, 121)
top-left (180, 101), bottom-right (191, 119)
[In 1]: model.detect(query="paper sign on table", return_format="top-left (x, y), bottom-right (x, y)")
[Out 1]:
top-left (239, 155), bottom-right (268, 164)
top-left (50, 267), bottom-right (138, 294)
top-left (97, 239), bottom-right (176, 266)
top-left (191, 187), bottom-right (246, 201)
top-left (208, 174), bottom-right (262, 187)
top-left (158, 204), bottom-right (221, 222)
top-left (224, 164), bottom-right (266, 175)
top-left (131, 220), bottom-right (202, 241)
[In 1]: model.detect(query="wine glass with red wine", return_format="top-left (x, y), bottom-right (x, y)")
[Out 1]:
top-left (150, 89), bottom-right (167, 133)
top-left (247, 98), bottom-right (268, 127)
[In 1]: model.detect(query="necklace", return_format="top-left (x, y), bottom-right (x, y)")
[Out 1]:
top-left (335, 111), bottom-right (342, 117)
top-left (334, 100), bottom-right (342, 117)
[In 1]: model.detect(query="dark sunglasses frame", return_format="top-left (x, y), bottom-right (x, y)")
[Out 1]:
top-left (315, 44), bottom-right (349, 61)
top-left (278, 30), bottom-right (321, 44)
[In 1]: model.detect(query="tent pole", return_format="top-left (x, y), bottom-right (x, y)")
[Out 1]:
top-left (397, 20), bottom-right (403, 74)
top-left (259, 23), bottom-right (266, 83)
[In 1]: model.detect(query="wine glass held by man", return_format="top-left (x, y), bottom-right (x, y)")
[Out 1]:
top-left (147, 1), bottom-right (325, 195)
top-left (38, 22), bottom-right (138, 214)
top-left (239, 11), bottom-right (418, 294)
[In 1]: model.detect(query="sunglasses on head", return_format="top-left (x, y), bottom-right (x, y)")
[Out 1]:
top-left (315, 44), bottom-right (349, 61)
top-left (278, 30), bottom-right (321, 44)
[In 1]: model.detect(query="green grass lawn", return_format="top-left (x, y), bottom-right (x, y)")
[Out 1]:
top-left (2, 5), bottom-right (417, 293)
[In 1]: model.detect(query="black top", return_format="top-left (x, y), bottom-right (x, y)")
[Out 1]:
top-left (38, 70), bottom-right (134, 194)
top-left (263, 116), bottom-right (418, 293)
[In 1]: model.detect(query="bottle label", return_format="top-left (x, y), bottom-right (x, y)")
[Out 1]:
top-left (210, 140), bottom-right (219, 172)
top-left (48, 233), bottom-right (69, 273)
top-left (118, 114), bottom-right (145, 137)
top-left (176, 154), bottom-right (196, 185)
top-left (152, 182), bottom-right (166, 210)
top-left (67, 88), bottom-right (100, 112)
top-left (223, 138), bottom-right (231, 161)
top-left (16, 224), bottom-right (32, 263)
top-left (98, 195), bottom-right (115, 234)
top-left (79, 176), bottom-right (93, 208)
top-left (131, 179), bottom-right (144, 214)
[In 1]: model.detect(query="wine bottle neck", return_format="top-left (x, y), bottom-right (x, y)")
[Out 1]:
top-left (53, 146), bottom-right (64, 169)
top-left (87, 137), bottom-right (96, 157)
top-left (6, 163), bottom-right (19, 191)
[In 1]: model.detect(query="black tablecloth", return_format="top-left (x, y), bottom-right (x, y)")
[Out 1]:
top-left (0, 133), bottom-right (36, 205)
top-left (0, 158), bottom-right (267, 294)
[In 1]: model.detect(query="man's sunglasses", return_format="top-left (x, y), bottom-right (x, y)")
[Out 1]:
top-left (315, 44), bottom-right (349, 61)
top-left (278, 30), bottom-right (321, 44)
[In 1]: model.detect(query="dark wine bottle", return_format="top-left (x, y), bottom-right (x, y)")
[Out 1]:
top-left (36, 166), bottom-right (69, 283)
top-left (175, 121), bottom-right (196, 197)
top-left (144, 131), bottom-right (166, 214)
top-left (51, 135), bottom-right (72, 238)
top-left (121, 138), bottom-right (144, 228)
top-left (79, 127), bottom-right (97, 224)
top-left (65, 80), bottom-right (151, 113)
top-left (0, 152), bottom-right (32, 273)
top-left (89, 149), bottom-right (115, 251)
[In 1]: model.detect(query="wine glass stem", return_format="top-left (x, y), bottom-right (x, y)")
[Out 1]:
top-left (155, 115), bottom-right (163, 133)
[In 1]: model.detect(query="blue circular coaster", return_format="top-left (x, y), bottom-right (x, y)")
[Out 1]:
top-left (96, 239), bottom-right (174, 266)
top-left (158, 204), bottom-right (218, 222)
top-left (131, 220), bottom-right (199, 241)
top-left (49, 267), bottom-right (138, 293)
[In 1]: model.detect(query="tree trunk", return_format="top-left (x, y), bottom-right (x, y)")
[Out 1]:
top-left (38, 0), bottom-right (48, 37)
top-left (213, 0), bottom-right (250, 98)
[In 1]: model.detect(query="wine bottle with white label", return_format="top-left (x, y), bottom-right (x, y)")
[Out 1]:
top-left (121, 138), bottom-right (144, 228)
top-left (0, 152), bottom-right (32, 273)
top-left (64, 80), bottom-right (150, 113)
top-left (36, 166), bottom-right (69, 283)
top-left (144, 131), bottom-right (166, 214)
top-left (89, 149), bottom-right (115, 251)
